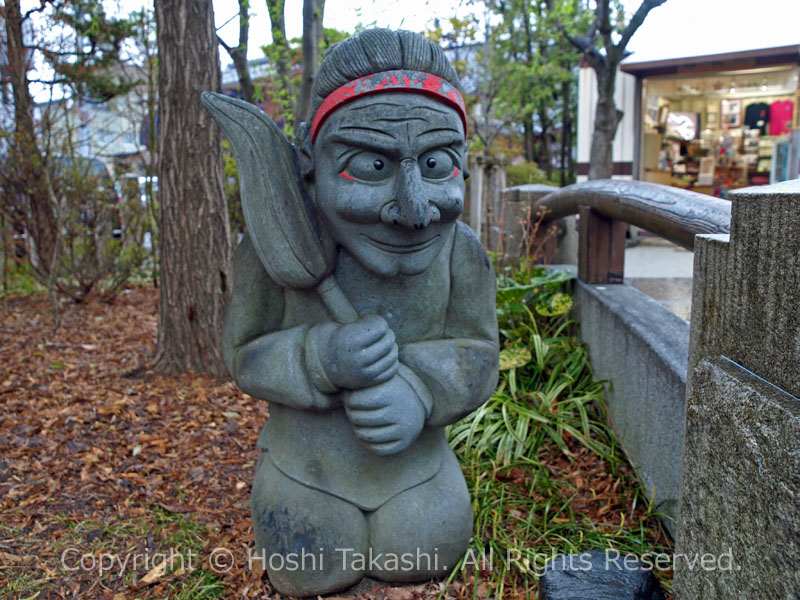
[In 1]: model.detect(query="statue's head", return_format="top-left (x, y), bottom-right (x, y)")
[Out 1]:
top-left (303, 29), bottom-right (467, 278)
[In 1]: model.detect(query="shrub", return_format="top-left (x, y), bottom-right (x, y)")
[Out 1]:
top-left (505, 161), bottom-right (560, 188)
top-left (48, 157), bottom-right (149, 301)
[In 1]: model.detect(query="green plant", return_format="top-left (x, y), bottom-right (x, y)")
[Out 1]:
top-left (1, 259), bottom-right (47, 298)
top-left (446, 264), bottom-right (672, 597)
top-left (452, 266), bottom-right (613, 465)
top-left (505, 161), bottom-right (560, 188)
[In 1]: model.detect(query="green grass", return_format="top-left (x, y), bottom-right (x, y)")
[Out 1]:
top-left (1, 572), bottom-right (49, 599)
top-left (170, 569), bottom-right (227, 599)
top-left (444, 264), bottom-right (672, 598)
top-left (1, 260), bottom-right (46, 298)
top-left (0, 506), bottom-right (226, 598)
top-left (153, 508), bottom-right (209, 554)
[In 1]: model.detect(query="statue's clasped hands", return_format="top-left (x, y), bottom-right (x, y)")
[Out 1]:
top-left (322, 315), bottom-right (398, 389)
top-left (318, 315), bottom-right (426, 455)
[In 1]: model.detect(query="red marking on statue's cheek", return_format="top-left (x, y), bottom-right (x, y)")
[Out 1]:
top-left (451, 168), bottom-right (461, 179)
top-left (339, 171), bottom-right (355, 181)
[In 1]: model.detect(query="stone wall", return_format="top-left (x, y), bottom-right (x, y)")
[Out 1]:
top-left (674, 180), bottom-right (800, 598)
top-left (573, 281), bottom-right (689, 537)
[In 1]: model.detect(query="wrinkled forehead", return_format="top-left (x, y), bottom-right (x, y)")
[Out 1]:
top-left (315, 92), bottom-right (465, 143)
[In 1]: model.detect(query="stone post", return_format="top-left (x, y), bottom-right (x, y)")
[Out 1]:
top-left (674, 180), bottom-right (800, 598)
top-left (497, 184), bottom-right (579, 265)
top-left (469, 157), bottom-right (484, 240)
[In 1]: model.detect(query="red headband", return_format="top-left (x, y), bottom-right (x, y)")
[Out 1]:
top-left (310, 69), bottom-right (467, 143)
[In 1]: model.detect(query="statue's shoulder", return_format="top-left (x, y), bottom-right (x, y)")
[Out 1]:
top-left (452, 221), bottom-right (492, 273)
top-left (235, 232), bottom-right (257, 261)
top-left (233, 232), bottom-right (280, 289)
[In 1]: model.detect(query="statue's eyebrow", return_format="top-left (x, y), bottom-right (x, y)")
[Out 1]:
top-left (369, 105), bottom-right (450, 124)
top-left (411, 104), bottom-right (449, 114)
top-left (338, 125), bottom-right (398, 140)
top-left (342, 101), bottom-right (451, 127)
top-left (416, 127), bottom-right (461, 139)
top-left (327, 132), bottom-right (400, 159)
top-left (346, 102), bottom-right (404, 111)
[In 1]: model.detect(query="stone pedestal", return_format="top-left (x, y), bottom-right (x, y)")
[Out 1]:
top-left (676, 357), bottom-right (800, 599)
top-left (675, 180), bottom-right (800, 598)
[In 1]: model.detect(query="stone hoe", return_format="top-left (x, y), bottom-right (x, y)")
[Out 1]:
top-left (200, 92), bottom-right (358, 324)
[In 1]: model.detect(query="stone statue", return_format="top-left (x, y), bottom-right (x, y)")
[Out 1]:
top-left (203, 28), bottom-right (499, 597)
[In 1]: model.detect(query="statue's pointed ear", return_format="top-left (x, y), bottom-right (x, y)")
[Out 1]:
top-left (296, 122), bottom-right (315, 182)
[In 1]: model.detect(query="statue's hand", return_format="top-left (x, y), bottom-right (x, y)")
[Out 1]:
top-left (320, 315), bottom-right (398, 390)
top-left (344, 376), bottom-right (425, 455)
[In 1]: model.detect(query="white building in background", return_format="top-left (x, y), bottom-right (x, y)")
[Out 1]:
top-left (578, 41), bottom-right (800, 193)
top-left (38, 65), bottom-right (150, 176)
top-left (576, 66), bottom-right (638, 182)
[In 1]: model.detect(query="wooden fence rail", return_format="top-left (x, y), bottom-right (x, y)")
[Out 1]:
top-left (531, 180), bottom-right (732, 283)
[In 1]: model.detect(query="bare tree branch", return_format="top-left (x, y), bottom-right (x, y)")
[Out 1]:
top-left (217, 0), bottom-right (254, 104)
top-left (555, 20), bottom-right (604, 68)
top-left (597, 0), bottom-right (616, 59)
top-left (618, 0), bottom-right (667, 52)
top-left (22, 0), bottom-right (67, 21)
top-left (217, 34), bottom-right (233, 54)
top-left (216, 12), bottom-right (239, 32)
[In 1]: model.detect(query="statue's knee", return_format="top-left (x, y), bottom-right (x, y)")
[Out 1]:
top-left (251, 454), bottom-right (369, 596)
top-left (368, 453), bottom-right (473, 581)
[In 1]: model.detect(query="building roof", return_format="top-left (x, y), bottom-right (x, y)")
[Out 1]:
top-left (620, 45), bottom-right (800, 78)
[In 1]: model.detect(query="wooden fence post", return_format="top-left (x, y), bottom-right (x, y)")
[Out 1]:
top-left (577, 205), bottom-right (626, 283)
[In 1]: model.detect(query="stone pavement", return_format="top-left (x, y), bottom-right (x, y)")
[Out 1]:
top-left (624, 237), bottom-right (694, 321)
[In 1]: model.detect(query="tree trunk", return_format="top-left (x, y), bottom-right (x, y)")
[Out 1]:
top-left (560, 77), bottom-right (570, 186)
top-left (219, 0), bottom-right (255, 104)
top-left (3, 0), bottom-right (57, 272)
top-left (538, 103), bottom-right (553, 178)
top-left (265, 0), bottom-right (293, 128)
top-left (577, 0), bottom-right (665, 180)
top-left (295, 0), bottom-right (324, 127)
top-left (562, 0), bottom-right (665, 181)
top-left (588, 68), bottom-right (622, 180)
top-left (230, 46), bottom-right (256, 104)
top-left (523, 119), bottom-right (536, 163)
top-left (154, 0), bottom-right (233, 376)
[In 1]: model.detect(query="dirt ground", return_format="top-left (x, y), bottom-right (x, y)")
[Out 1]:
top-left (0, 286), bottom-right (670, 599)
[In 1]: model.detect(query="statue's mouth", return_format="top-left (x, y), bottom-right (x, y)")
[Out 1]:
top-left (362, 234), bottom-right (441, 254)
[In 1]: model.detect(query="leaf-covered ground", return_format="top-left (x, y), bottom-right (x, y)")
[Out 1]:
top-left (0, 286), bottom-right (671, 599)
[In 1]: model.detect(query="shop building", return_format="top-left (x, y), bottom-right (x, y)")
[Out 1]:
top-left (577, 44), bottom-right (800, 195)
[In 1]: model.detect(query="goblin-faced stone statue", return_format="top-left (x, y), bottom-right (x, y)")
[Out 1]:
top-left (203, 28), bottom-right (499, 597)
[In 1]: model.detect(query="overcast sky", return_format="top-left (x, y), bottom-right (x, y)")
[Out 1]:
top-left (213, 0), bottom-right (800, 67)
top-left (213, 0), bottom-right (473, 63)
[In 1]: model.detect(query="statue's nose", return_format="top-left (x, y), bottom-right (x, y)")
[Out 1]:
top-left (380, 159), bottom-right (440, 230)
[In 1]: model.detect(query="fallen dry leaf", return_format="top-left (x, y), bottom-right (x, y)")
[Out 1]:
top-left (0, 286), bottom-right (671, 600)
top-left (139, 559), bottom-right (167, 586)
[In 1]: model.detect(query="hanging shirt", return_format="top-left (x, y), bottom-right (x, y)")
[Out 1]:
top-left (744, 102), bottom-right (770, 135)
top-left (769, 100), bottom-right (794, 136)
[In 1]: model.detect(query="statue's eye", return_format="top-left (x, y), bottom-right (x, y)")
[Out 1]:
top-left (419, 150), bottom-right (455, 180)
top-left (340, 151), bottom-right (393, 182)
